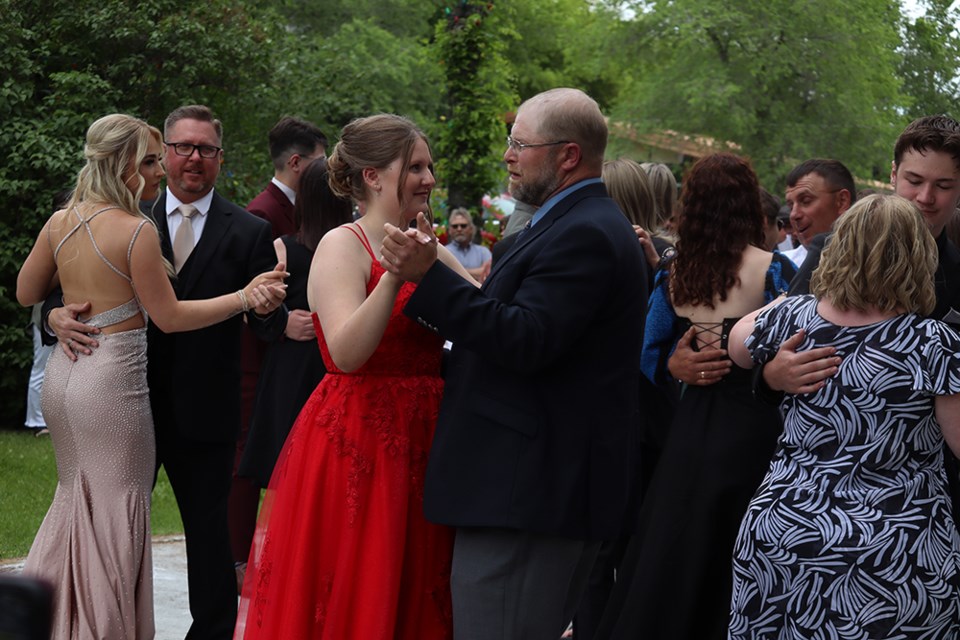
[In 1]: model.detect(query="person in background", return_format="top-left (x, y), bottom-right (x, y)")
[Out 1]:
top-left (727, 194), bottom-right (960, 637)
top-left (18, 113), bottom-right (285, 639)
top-left (640, 162), bottom-right (678, 238)
top-left (593, 153), bottom-right (795, 640)
top-left (445, 207), bottom-right (492, 283)
top-left (239, 158), bottom-right (353, 488)
top-left (780, 158), bottom-right (856, 267)
top-left (23, 190), bottom-right (72, 437)
top-left (759, 188), bottom-right (786, 253)
top-left (231, 116), bottom-right (328, 592)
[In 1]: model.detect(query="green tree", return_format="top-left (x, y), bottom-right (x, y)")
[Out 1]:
top-left (898, 0), bottom-right (960, 119)
top-left (432, 2), bottom-right (518, 211)
top-left (610, 0), bottom-right (905, 189)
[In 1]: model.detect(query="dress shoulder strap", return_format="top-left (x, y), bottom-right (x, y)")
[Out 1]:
top-left (52, 206), bottom-right (87, 260)
top-left (341, 223), bottom-right (376, 261)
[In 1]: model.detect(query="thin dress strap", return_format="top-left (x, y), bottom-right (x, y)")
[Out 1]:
top-left (56, 205), bottom-right (147, 329)
top-left (127, 220), bottom-right (150, 323)
top-left (342, 224), bottom-right (377, 261)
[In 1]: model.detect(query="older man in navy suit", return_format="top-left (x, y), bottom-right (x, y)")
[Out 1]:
top-left (381, 88), bottom-right (648, 640)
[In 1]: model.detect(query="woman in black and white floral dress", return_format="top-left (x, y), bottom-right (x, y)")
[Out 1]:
top-left (728, 194), bottom-right (960, 639)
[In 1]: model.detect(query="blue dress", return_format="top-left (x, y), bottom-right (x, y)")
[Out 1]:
top-left (730, 295), bottom-right (960, 639)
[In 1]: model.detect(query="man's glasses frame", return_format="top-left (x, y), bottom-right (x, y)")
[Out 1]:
top-left (165, 141), bottom-right (222, 159)
top-left (505, 136), bottom-right (571, 153)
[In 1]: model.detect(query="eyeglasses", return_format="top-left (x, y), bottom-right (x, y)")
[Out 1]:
top-left (165, 141), bottom-right (222, 159)
top-left (449, 223), bottom-right (469, 230)
top-left (505, 136), bottom-right (571, 153)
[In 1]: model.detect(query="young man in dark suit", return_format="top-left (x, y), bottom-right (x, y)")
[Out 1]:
top-left (49, 105), bottom-right (287, 639)
top-left (381, 88), bottom-right (648, 639)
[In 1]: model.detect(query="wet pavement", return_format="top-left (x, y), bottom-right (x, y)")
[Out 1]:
top-left (1, 535), bottom-right (191, 640)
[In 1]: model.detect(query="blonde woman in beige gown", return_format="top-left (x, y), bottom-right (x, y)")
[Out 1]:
top-left (15, 114), bottom-right (286, 639)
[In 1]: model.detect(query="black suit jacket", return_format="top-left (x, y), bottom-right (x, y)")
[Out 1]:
top-left (406, 181), bottom-right (648, 541)
top-left (144, 192), bottom-right (286, 444)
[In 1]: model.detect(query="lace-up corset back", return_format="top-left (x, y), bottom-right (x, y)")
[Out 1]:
top-left (680, 318), bottom-right (739, 351)
top-left (315, 225), bottom-right (444, 377)
top-left (53, 206), bottom-right (148, 329)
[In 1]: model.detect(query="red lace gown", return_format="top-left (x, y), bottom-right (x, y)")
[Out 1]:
top-left (235, 233), bottom-right (453, 639)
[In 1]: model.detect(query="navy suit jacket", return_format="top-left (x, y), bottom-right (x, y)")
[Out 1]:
top-left (144, 192), bottom-right (286, 444)
top-left (406, 181), bottom-right (648, 541)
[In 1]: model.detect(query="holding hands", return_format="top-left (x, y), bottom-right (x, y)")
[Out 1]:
top-left (380, 212), bottom-right (438, 283)
top-left (244, 262), bottom-right (289, 316)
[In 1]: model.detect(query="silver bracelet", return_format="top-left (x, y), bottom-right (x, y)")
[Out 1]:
top-left (236, 289), bottom-right (250, 313)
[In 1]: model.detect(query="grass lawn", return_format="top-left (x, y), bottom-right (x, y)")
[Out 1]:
top-left (0, 428), bottom-right (183, 561)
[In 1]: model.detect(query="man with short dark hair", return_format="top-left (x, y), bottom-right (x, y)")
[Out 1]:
top-left (781, 158), bottom-right (856, 267)
top-left (246, 116), bottom-right (327, 237)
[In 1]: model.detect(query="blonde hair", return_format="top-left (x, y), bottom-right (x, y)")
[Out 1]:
top-left (603, 158), bottom-right (656, 229)
top-left (65, 114), bottom-right (172, 275)
top-left (68, 114), bottom-right (162, 215)
top-left (811, 194), bottom-right (936, 315)
top-left (640, 162), bottom-right (677, 230)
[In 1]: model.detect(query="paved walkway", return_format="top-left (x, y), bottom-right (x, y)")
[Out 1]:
top-left (1, 535), bottom-right (191, 640)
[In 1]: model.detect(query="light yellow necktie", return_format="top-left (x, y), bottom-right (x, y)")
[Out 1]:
top-left (172, 204), bottom-right (197, 273)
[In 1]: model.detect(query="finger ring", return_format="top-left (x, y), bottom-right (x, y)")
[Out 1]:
top-left (699, 371), bottom-right (705, 380)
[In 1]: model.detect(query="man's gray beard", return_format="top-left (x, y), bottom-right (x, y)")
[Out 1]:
top-left (512, 172), bottom-right (562, 208)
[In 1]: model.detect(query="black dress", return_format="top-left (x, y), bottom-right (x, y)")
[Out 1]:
top-left (239, 235), bottom-right (326, 488)
top-left (593, 255), bottom-right (793, 640)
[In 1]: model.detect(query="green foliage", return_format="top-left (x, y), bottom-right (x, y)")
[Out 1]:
top-left (610, 0), bottom-right (905, 190)
top-left (432, 2), bottom-right (518, 210)
top-left (283, 19), bottom-right (444, 133)
top-left (507, 0), bottom-right (630, 108)
top-left (898, 0), bottom-right (960, 119)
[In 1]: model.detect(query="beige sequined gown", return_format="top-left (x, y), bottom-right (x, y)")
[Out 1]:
top-left (24, 208), bottom-right (155, 639)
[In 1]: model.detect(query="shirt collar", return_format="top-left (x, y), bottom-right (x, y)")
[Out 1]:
top-left (529, 178), bottom-right (603, 228)
top-left (166, 188), bottom-right (214, 217)
top-left (271, 177), bottom-right (296, 205)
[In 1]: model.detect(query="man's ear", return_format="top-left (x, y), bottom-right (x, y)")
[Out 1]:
top-left (558, 142), bottom-right (582, 171)
top-left (836, 188), bottom-right (852, 214)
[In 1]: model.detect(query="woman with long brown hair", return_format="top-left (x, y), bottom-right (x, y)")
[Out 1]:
top-left (595, 153), bottom-right (796, 640)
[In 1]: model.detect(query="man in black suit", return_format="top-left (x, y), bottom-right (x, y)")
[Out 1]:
top-left (49, 105), bottom-right (287, 639)
top-left (381, 88), bottom-right (647, 640)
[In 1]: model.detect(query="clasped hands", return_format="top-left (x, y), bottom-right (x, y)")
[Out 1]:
top-left (380, 212), bottom-right (438, 283)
